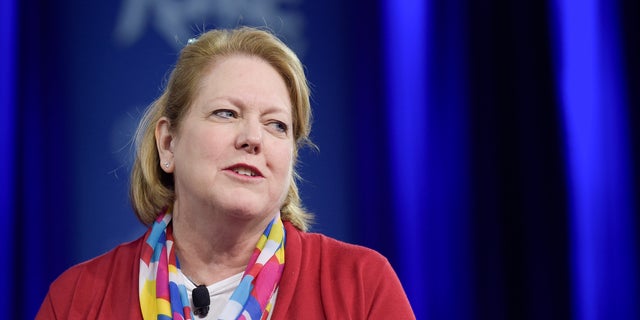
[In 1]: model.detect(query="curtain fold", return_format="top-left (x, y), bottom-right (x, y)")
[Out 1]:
top-left (554, 0), bottom-right (639, 319)
top-left (350, 0), bottom-right (637, 319)
top-left (1, 0), bottom-right (18, 315)
top-left (9, 1), bottom-right (73, 318)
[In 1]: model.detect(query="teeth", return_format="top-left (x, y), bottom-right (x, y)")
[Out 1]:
top-left (233, 167), bottom-right (256, 176)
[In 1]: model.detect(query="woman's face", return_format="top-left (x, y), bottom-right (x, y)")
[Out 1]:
top-left (163, 55), bottom-right (294, 220)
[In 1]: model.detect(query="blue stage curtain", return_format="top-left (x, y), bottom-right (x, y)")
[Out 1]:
top-left (0, 0), bottom-right (18, 314)
top-left (6, 0), bottom-right (73, 318)
top-left (554, 0), bottom-right (639, 319)
top-left (383, 0), bottom-right (472, 318)
top-left (348, 0), bottom-right (638, 319)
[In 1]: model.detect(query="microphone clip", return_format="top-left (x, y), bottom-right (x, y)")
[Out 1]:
top-left (192, 284), bottom-right (211, 317)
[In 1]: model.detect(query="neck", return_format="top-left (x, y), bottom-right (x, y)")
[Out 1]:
top-left (171, 200), bottom-right (276, 285)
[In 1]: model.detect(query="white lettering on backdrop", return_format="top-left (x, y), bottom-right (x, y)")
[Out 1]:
top-left (113, 0), bottom-right (306, 53)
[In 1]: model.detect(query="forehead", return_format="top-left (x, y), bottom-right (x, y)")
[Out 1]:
top-left (193, 54), bottom-right (292, 114)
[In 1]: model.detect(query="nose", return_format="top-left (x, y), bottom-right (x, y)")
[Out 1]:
top-left (235, 120), bottom-right (262, 154)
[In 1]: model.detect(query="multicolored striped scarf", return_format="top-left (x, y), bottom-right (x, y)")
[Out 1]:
top-left (139, 209), bottom-right (286, 320)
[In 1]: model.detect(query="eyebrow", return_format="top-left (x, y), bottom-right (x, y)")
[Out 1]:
top-left (207, 96), bottom-right (291, 117)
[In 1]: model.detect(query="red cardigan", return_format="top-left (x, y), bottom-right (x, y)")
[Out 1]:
top-left (37, 222), bottom-right (415, 319)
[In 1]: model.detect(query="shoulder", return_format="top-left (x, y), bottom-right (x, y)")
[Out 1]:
top-left (37, 236), bottom-right (144, 319)
top-left (300, 229), bottom-right (397, 294)
top-left (290, 224), bottom-right (389, 268)
top-left (53, 236), bottom-right (142, 287)
top-left (280, 222), bottom-right (414, 318)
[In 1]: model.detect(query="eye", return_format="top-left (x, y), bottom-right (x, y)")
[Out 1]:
top-left (268, 121), bottom-right (288, 133)
top-left (212, 109), bottom-right (237, 119)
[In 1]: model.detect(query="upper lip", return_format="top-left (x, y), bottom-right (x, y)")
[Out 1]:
top-left (225, 163), bottom-right (263, 177)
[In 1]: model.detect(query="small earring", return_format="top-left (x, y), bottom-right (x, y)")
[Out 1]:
top-left (164, 161), bottom-right (170, 168)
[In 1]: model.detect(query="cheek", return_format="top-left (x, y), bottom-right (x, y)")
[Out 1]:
top-left (271, 143), bottom-right (294, 176)
top-left (192, 129), bottom-right (227, 160)
top-left (274, 147), bottom-right (294, 203)
top-left (175, 130), bottom-right (225, 172)
top-left (283, 145), bottom-right (295, 174)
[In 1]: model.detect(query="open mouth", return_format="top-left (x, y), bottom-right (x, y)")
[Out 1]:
top-left (226, 164), bottom-right (263, 177)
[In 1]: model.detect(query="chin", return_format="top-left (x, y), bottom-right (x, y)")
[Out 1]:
top-left (223, 203), bottom-right (275, 221)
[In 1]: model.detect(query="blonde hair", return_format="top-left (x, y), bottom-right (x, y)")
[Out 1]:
top-left (130, 27), bottom-right (313, 230)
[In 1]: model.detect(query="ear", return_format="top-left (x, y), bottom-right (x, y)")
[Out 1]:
top-left (155, 117), bottom-right (175, 173)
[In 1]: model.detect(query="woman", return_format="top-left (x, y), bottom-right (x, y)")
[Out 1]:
top-left (37, 27), bottom-right (414, 319)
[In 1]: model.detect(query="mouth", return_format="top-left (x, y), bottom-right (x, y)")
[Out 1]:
top-left (225, 164), bottom-right (263, 177)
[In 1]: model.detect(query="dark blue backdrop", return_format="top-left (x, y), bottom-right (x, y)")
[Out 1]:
top-left (2, 0), bottom-right (639, 319)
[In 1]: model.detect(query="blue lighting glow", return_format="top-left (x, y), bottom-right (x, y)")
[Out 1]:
top-left (553, 0), bottom-right (638, 318)
top-left (0, 0), bottom-right (17, 312)
top-left (383, 0), bottom-right (428, 317)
